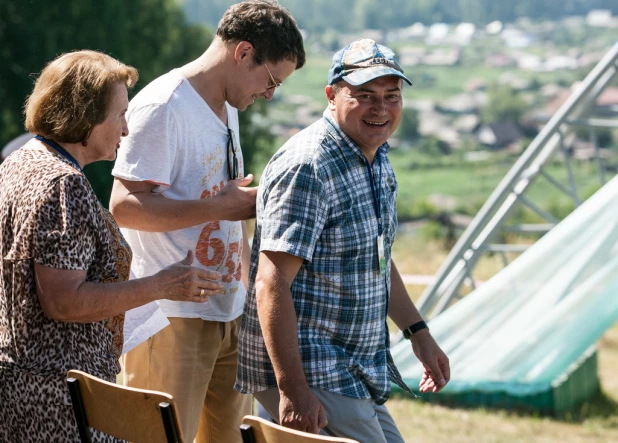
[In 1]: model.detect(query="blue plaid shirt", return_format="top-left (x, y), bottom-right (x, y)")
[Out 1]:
top-left (235, 109), bottom-right (412, 404)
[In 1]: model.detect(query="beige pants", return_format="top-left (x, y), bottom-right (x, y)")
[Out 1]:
top-left (122, 316), bottom-right (251, 443)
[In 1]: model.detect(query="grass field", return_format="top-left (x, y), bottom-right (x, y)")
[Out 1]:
top-left (389, 149), bottom-right (606, 221)
top-left (389, 234), bottom-right (618, 442)
top-left (277, 55), bottom-right (332, 103)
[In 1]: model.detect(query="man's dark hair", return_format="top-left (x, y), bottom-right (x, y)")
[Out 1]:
top-left (217, 1), bottom-right (305, 69)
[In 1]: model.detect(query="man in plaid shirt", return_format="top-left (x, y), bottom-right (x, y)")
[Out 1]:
top-left (236, 39), bottom-right (450, 442)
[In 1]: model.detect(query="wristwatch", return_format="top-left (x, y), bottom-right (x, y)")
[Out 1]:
top-left (402, 320), bottom-right (428, 340)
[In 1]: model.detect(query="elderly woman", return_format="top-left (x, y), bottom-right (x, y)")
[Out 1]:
top-left (0, 51), bottom-right (222, 441)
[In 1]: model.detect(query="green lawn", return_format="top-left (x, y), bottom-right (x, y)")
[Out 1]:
top-left (279, 55), bottom-right (332, 103)
top-left (389, 149), bottom-right (607, 221)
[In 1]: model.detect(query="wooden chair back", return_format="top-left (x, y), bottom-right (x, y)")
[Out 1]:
top-left (67, 369), bottom-right (183, 443)
top-left (240, 415), bottom-right (359, 443)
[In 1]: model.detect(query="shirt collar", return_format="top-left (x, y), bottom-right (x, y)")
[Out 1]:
top-left (322, 108), bottom-right (390, 163)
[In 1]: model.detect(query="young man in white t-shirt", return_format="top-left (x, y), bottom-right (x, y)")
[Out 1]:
top-left (109, 2), bottom-right (305, 441)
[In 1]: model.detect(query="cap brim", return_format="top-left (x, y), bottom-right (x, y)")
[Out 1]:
top-left (342, 66), bottom-right (412, 86)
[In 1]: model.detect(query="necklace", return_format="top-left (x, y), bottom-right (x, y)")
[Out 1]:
top-left (34, 135), bottom-right (83, 173)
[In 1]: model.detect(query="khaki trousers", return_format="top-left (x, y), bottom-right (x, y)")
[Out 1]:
top-left (122, 317), bottom-right (251, 443)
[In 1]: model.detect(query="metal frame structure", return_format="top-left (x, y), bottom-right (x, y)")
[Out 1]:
top-left (417, 41), bottom-right (618, 319)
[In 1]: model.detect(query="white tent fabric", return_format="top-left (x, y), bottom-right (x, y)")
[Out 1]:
top-left (392, 174), bottom-right (618, 395)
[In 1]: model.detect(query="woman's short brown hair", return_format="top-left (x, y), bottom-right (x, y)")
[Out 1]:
top-left (25, 50), bottom-right (138, 143)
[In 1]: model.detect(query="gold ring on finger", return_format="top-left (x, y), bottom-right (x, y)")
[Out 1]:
top-left (200, 288), bottom-right (205, 297)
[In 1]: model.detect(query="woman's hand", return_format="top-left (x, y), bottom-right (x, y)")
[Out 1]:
top-left (35, 250), bottom-right (224, 322)
top-left (153, 250), bottom-right (223, 303)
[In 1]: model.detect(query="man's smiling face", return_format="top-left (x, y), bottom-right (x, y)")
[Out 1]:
top-left (326, 76), bottom-right (403, 156)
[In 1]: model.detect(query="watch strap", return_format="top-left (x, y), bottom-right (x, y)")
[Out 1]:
top-left (402, 320), bottom-right (428, 340)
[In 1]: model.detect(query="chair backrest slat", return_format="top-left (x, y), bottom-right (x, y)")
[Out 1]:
top-left (240, 416), bottom-right (359, 443)
top-left (67, 370), bottom-right (183, 443)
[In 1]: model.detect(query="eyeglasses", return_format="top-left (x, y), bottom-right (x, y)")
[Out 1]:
top-left (227, 127), bottom-right (239, 180)
top-left (263, 63), bottom-right (282, 91)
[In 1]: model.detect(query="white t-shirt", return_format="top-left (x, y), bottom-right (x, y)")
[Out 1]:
top-left (112, 69), bottom-right (246, 321)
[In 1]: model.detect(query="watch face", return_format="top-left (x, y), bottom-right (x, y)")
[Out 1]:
top-left (402, 329), bottom-right (412, 340)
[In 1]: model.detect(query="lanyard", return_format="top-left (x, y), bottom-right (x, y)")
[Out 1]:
top-left (363, 153), bottom-right (383, 236)
top-left (34, 135), bottom-right (84, 173)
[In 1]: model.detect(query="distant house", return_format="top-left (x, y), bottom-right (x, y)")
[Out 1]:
top-left (454, 22), bottom-right (476, 46)
top-left (485, 53), bottom-right (515, 68)
top-left (477, 121), bottom-right (524, 149)
top-left (438, 93), bottom-right (484, 114)
top-left (545, 55), bottom-right (578, 71)
top-left (578, 52), bottom-right (605, 68)
top-left (586, 10), bottom-right (615, 28)
top-left (425, 23), bottom-right (449, 45)
top-left (595, 87), bottom-right (618, 115)
top-left (540, 83), bottom-right (563, 99)
top-left (517, 54), bottom-right (543, 71)
top-left (340, 30), bottom-right (385, 46)
top-left (465, 78), bottom-right (487, 92)
top-left (543, 88), bottom-right (572, 117)
top-left (436, 128), bottom-right (462, 148)
top-left (408, 99), bottom-right (436, 112)
top-left (501, 28), bottom-right (534, 48)
top-left (398, 46), bottom-right (425, 66)
top-left (543, 85), bottom-right (618, 117)
top-left (453, 114), bottom-right (480, 134)
top-left (486, 20), bottom-right (503, 35)
top-left (387, 23), bottom-right (427, 41)
top-left (570, 139), bottom-right (614, 161)
top-left (499, 72), bottom-right (531, 90)
top-left (423, 48), bottom-right (460, 66)
top-left (417, 110), bottom-right (461, 148)
top-left (418, 111), bottom-right (448, 137)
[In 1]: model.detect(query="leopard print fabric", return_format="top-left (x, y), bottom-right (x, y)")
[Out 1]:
top-left (0, 145), bottom-right (132, 442)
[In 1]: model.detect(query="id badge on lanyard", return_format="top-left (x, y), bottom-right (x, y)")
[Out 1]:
top-left (377, 234), bottom-right (387, 276)
top-left (365, 153), bottom-right (387, 276)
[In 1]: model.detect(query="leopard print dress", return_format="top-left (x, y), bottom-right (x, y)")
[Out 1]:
top-left (0, 144), bottom-right (132, 442)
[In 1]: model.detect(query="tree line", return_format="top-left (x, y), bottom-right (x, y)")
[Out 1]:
top-left (183, 0), bottom-right (618, 32)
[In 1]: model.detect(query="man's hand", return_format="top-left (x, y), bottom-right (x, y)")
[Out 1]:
top-left (214, 174), bottom-right (258, 220)
top-left (279, 386), bottom-right (328, 434)
top-left (411, 329), bottom-right (450, 393)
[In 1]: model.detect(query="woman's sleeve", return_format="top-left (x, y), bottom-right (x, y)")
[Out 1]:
top-left (31, 174), bottom-right (98, 270)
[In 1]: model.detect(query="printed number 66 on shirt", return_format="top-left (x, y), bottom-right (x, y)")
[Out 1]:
top-left (195, 185), bottom-right (242, 283)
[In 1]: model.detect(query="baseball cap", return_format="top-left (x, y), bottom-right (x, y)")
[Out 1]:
top-left (328, 38), bottom-right (412, 86)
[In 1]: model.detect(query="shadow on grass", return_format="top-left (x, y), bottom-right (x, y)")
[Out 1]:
top-left (557, 390), bottom-right (618, 424)
top-left (390, 388), bottom-right (618, 425)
